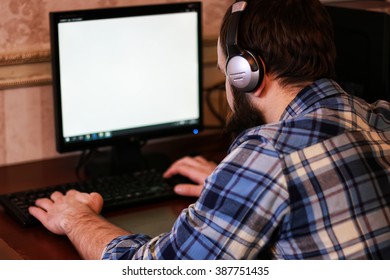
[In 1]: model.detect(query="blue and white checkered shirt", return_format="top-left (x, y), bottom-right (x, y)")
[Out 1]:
top-left (102, 79), bottom-right (390, 259)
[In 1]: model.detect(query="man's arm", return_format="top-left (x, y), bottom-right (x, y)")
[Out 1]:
top-left (66, 212), bottom-right (130, 259)
top-left (104, 140), bottom-right (289, 259)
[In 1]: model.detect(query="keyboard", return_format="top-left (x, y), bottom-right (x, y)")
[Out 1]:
top-left (0, 169), bottom-right (190, 227)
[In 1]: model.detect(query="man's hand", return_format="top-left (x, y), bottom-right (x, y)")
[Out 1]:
top-left (163, 156), bottom-right (217, 197)
top-left (29, 190), bottom-right (129, 260)
top-left (28, 190), bottom-right (104, 235)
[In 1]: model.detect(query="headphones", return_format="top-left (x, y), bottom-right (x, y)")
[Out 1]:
top-left (225, 0), bottom-right (265, 92)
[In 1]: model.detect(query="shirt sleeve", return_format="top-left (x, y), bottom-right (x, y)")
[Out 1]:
top-left (101, 137), bottom-right (290, 259)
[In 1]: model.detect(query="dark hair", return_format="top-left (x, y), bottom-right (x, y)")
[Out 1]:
top-left (220, 0), bottom-right (336, 87)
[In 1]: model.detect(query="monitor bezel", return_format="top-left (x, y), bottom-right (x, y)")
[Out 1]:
top-left (50, 2), bottom-right (203, 153)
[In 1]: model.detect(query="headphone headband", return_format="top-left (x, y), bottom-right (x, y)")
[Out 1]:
top-left (226, 1), bottom-right (247, 57)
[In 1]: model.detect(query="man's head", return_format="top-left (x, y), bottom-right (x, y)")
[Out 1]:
top-left (218, 0), bottom-right (337, 138)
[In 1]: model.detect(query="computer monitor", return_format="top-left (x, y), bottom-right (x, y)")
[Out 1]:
top-left (50, 2), bottom-right (203, 176)
top-left (325, 1), bottom-right (390, 102)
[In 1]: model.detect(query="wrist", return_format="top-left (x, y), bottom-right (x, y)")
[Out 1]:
top-left (61, 210), bottom-right (100, 237)
top-left (64, 213), bottom-right (130, 259)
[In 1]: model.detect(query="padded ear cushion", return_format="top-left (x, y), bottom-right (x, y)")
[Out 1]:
top-left (226, 50), bottom-right (264, 92)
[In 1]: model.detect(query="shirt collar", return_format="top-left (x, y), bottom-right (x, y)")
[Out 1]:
top-left (228, 79), bottom-right (346, 153)
top-left (279, 78), bottom-right (345, 122)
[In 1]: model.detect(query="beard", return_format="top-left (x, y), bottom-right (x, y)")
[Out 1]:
top-left (224, 88), bottom-right (267, 141)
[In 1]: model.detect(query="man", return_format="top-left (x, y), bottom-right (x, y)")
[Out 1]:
top-left (29, 0), bottom-right (390, 259)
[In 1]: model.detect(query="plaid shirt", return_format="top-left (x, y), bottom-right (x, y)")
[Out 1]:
top-left (102, 79), bottom-right (390, 259)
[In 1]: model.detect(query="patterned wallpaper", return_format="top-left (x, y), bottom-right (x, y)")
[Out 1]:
top-left (0, 0), bottom-right (233, 54)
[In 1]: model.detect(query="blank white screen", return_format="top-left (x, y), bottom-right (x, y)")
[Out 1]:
top-left (58, 12), bottom-right (200, 138)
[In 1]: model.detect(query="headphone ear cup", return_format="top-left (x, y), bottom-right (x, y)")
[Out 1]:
top-left (226, 50), bottom-right (265, 92)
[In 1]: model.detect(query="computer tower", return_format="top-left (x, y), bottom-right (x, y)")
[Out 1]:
top-left (325, 1), bottom-right (390, 102)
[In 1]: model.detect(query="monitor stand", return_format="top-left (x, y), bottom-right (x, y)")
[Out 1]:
top-left (83, 140), bottom-right (171, 179)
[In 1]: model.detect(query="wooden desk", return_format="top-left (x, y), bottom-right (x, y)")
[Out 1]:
top-left (0, 130), bottom-right (229, 259)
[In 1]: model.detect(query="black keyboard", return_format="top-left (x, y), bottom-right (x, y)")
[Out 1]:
top-left (0, 169), bottom-right (189, 227)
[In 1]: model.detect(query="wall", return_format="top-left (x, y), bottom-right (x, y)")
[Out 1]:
top-left (0, 0), bottom-right (230, 167)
